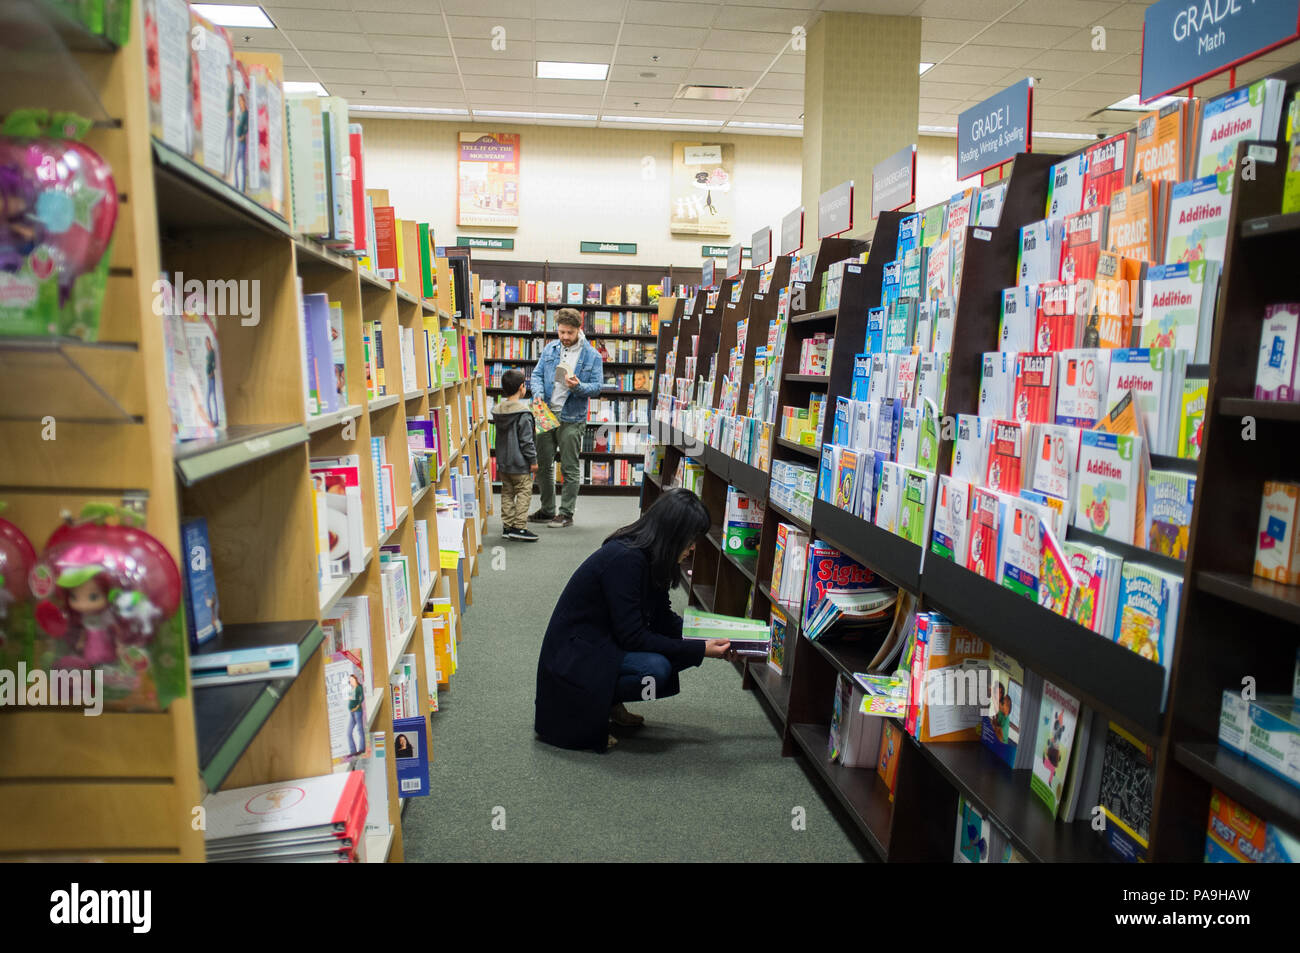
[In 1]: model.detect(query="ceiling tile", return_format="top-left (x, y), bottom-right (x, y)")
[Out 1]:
top-left (616, 46), bottom-right (698, 68)
top-left (281, 30), bottom-right (375, 52)
top-left (534, 20), bottom-right (622, 44)
top-left (734, 100), bottom-right (802, 117)
top-left (1096, 2), bottom-right (1149, 31)
top-left (366, 34), bottom-right (452, 55)
top-left (1055, 26), bottom-right (1141, 54)
top-left (1057, 72), bottom-right (1142, 95)
top-left (921, 63), bottom-right (1009, 85)
top-left (434, 0), bottom-right (533, 15)
top-left (1043, 88), bottom-right (1116, 108)
top-left (263, 9), bottom-right (363, 32)
top-left (703, 29), bottom-right (789, 54)
top-left (625, 1), bottom-right (723, 26)
top-left (744, 88), bottom-right (803, 105)
top-left (377, 53), bottom-right (457, 73)
top-left (383, 72), bottom-right (462, 88)
top-left (462, 75), bottom-right (535, 92)
top-left (533, 41), bottom-right (616, 62)
top-left (911, 0), bottom-right (1019, 17)
top-left (454, 38), bottom-right (535, 60)
top-left (303, 52), bottom-right (390, 70)
top-left (817, 0), bottom-right (919, 12)
top-left (1032, 103), bottom-right (1094, 121)
top-left (602, 97), bottom-right (677, 110)
top-left (767, 51), bottom-right (805, 74)
top-left (457, 57), bottom-right (535, 77)
top-left (533, 93), bottom-right (605, 108)
top-left (711, 5), bottom-right (809, 33)
top-left (920, 41), bottom-right (960, 62)
top-left (683, 68), bottom-right (761, 87)
top-left (326, 84), bottom-right (396, 100)
top-left (535, 78), bottom-right (615, 96)
top-left (263, 0), bottom-right (355, 10)
top-left (920, 81), bottom-right (986, 101)
top-left (989, 23), bottom-right (1078, 49)
top-left (536, 0), bottom-right (626, 21)
top-left (468, 90), bottom-right (537, 106)
top-left (360, 12), bottom-right (448, 34)
top-left (946, 44), bottom-right (1037, 68)
top-left (1021, 49), bottom-right (1117, 72)
top-left (352, 0), bottom-right (455, 10)
top-left (609, 65), bottom-right (688, 84)
top-left (443, 16), bottom-right (533, 40)
top-left (920, 18), bottom-right (989, 44)
top-left (393, 87), bottom-right (469, 104)
top-left (758, 72), bottom-right (804, 91)
top-left (233, 32), bottom-right (291, 51)
top-left (1004, 0), bottom-right (1123, 28)
top-left (314, 67), bottom-right (391, 84)
top-left (607, 81), bottom-right (683, 98)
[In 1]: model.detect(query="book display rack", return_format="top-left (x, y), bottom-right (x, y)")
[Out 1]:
top-left (481, 259), bottom-right (700, 496)
top-left (0, 2), bottom-right (488, 862)
top-left (642, 61), bottom-right (1300, 862)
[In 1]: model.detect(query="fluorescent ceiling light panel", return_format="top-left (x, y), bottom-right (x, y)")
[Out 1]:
top-left (919, 124), bottom-right (957, 134)
top-left (677, 85), bottom-right (748, 101)
top-left (192, 3), bottom-right (274, 28)
top-left (1106, 93), bottom-right (1188, 111)
top-left (728, 121), bottom-right (802, 130)
top-left (536, 61), bottom-right (609, 81)
top-left (284, 81), bottom-right (328, 96)
top-left (349, 105), bottom-right (470, 116)
top-left (919, 62), bottom-right (935, 75)
top-left (476, 110), bottom-right (597, 121)
top-left (602, 115), bottom-right (719, 126)
top-left (1036, 130), bottom-right (1103, 140)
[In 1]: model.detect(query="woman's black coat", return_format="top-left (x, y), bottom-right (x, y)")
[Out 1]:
top-left (534, 540), bottom-right (706, 751)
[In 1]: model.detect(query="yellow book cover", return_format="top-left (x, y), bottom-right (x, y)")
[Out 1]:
top-left (393, 219), bottom-right (407, 282)
top-left (1108, 182), bottom-right (1155, 264)
top-left (1133, 101), bottom-right (1187, 184)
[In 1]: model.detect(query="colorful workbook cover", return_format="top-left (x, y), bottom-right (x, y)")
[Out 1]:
top-left (1146, 470), bottom-right (1196, 560)
top-left (1074, 429), bottom-right (1141, 546)
top-left (1114, 562), bottom-right (1180, 664)
top-left (1030, 681), bottom-right (1081, 819)
top-left (982, 648), bottom-right (1026, 768)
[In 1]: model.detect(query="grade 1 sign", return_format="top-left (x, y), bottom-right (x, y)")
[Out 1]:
top-left (1140, 0), bottom-right (1300, 102)
top-left (957, 78), bottom-right (1032, 180)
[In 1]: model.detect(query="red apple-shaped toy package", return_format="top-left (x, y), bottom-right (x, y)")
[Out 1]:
top-left (0, 509), bottom-right (38, 665)
top-left (28, 506), bottom-right (186, 711)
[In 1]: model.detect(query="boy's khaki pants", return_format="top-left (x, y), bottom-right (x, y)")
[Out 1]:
top-left (500, 472), bottom-right (533, 530)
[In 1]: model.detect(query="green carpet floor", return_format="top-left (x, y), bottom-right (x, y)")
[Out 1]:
top-left (400, 494), bottom-right (867, 862)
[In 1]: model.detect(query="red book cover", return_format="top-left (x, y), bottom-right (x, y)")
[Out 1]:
top-left (1013, 352), bottom-right (1057, 424)
top-left (373, 206), bottom-right (397, 274)
top-left (349, 130), bottom-right (366, 255)
top-left (967, 487), bottom-right (1003, 582)
top-left (1059, 207), bottom-right (1107, 284)
top-left (985, 419), bottom-right (1027, 493)
top-left (1034, 281), bottom-right (1078, 352)
top-left (1081, 131), bottom-right (1133, 211)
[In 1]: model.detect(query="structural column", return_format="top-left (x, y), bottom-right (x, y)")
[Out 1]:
top-left (802, 11), bottom-right (921, 241)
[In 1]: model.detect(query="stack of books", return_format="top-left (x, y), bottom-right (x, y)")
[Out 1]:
top-left (203, 771), bottom-right (369, 863)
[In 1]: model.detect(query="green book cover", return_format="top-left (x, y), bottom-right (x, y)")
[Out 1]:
top-left (440, 328), bottom-right (460, 384)
top-left (418, 223), bottom-right (436, 299)
top-left (897, 469), bottom-right (932, 545)
top-left (916, 399), bottom-right (940, 474)
top-left (1178, 378), bottom-right (1207, 460)
top-left (1284, 96), bottom-right (1300, 215)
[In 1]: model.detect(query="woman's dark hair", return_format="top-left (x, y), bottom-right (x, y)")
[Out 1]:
top-left (605, 487), bottom-right (710, 590)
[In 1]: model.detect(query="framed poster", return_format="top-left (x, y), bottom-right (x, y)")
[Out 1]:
top-left (671, 141), bottom-right (734, 237)
top-left (457, 132), bottom-right (520, 228)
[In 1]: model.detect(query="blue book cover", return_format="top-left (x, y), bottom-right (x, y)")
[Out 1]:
top-left (393, 715), bottom-right (430, 797)
top-left (865, 307), bottom-right (887, 354)
top-left (503, 284), bottom-right (519, 303)
top-left (874, 397), bottom-right (903, 461)
top-left (896, 214), bottom-right (919, 257)
top-left (800, 539), bottom-right (880, 630)
top-left (304, 293), bottom-right (339, 414)
top-left (885, 299), bottom-right (914, 354)
top-left (832, 396), bottom-right (853, 445)
top-left (181, 517), bottom-right (222, 650)
top-left (818, 444), bottom-right (836, 503)
top-left (851, 353), bottom-right (872, 400)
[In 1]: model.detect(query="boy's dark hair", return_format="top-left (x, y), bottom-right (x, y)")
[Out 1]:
top-left (501, 368), bottom-right (525, 396)
top-left (556, 308), bottom-right (583, 330)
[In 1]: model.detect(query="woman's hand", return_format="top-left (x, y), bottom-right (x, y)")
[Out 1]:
top-left (703, 638), bottom-right (731, 659)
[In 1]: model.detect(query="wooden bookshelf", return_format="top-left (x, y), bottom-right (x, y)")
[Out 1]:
top-left (0, 2), bottom-right (488, 861)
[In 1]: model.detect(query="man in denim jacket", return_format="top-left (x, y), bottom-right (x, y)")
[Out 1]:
top-left (529, 308), bottom-right (603, 527)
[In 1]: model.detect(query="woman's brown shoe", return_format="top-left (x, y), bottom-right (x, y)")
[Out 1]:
top-left (607, 734), bottom-right (618, 750)
top-left (610, 702), bottom-right (645, 727)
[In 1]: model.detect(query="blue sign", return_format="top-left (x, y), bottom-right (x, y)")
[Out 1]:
top-left (957, 78), bottom-right (1032, 180)
top-left (872, 144), bottom-right (916, 219)
top-left (1141, 0), bottom-right (1300, 102)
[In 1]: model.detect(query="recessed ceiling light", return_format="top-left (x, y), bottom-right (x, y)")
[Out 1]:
top-left (349, 105), bottom-right (470, 116)
top-left (192, 3), bottom-right (274, 28)
top-left (919, 62), bottom-right (935, 75)
top-left (1106, 93), bottom-right (1189, 111)
top-left (640, 72), bottom-right (657, 79)
top-left (602, 115), bottom-right (719, 126)
top-left (919, 124), bottom-right (957, 134)
top-left (476, 110), bottom-right (597, 121)
top-left (537, 61), bottom-right (609, 81)
top-left (728, 121), bottom-right (802, 130)
top-left (1036, 130), bottom-right (1103, 140)
top-left (677, 84), bottom-right (748, 102)
top-left (284, 81), bottom-right (329, 97)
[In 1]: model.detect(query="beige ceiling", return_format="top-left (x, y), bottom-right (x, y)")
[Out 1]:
top-left (229, 0), bottom-right (1300, 136)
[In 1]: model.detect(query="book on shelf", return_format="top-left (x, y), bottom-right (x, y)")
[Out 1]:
top-left (189, 639), bottom-right (299, 688)
top-left (1193, 78), bottom-right (1287, 181)
top-left (202, 770), bottom-right (368, 863)
top-left (1098, 722), bottom-right (1156, 862)
top-left (285, 92), bottom-right (329, 235)
top-left (1134, 99), bottom-right (1194, 184)
top-left (361, 732), bottom-right (388, 838)
top-left (1029, 680), bottom-right (1082, 819)
top-left (1081, 131), bottom-right (1134, 211)
top-left (393, 715), bottom-right (431, 798)
top-left (682, 609), bottom-right (770, 656)
top-left (161, 277), bottom-right (229, 442)
top-left (982, 649), bottom-right (1043, 770)
top-left (1255, 303), bottom-right (1300, 401)
top-left (325, 645), bottom-right (368, 772)
top-left (1255, 481), bottom-right (1300, 585)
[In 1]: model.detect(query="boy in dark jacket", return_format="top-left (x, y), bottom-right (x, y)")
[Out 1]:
top-left (491, 369), bottom-right (539, 542)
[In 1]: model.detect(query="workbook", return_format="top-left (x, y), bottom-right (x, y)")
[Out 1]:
top-left (682, 608), bottom-right (771, 656)
top-left (1030, 681), bottom-right (1082, 819)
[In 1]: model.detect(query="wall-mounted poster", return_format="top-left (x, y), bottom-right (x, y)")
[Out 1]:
top-left (671, 141), bottom-right (734, 237)
top-left (457, 132), bottom-right (520, 228)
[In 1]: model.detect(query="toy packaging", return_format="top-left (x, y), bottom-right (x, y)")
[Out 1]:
top-left (0, 111), bottom-right (118, 340)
